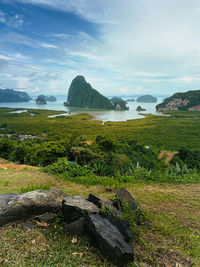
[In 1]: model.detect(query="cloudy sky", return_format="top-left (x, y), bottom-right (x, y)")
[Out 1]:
top-left (0, 0), bottom-right (200, 96)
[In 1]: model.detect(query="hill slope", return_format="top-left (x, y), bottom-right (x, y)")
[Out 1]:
top-left (156, 90), bottom-right (200, 111)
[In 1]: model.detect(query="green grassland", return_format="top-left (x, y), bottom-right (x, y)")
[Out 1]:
top-left (0, 108), bottom-right (200, 266)
top-left (0, 166), bottom-right (199, 266)
top-left (0, 108), bottom-right (200, 150)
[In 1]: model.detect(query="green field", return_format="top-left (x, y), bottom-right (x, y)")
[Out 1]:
top-left (0, 165), bottom-right (199, 266)
top-left (0, 108), bottom-right (200, 150)
top-left (0, 108), bottom-right (200, 266)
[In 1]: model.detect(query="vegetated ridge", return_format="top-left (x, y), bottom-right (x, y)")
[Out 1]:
top-left (0, 88), bottom-right (32, 102)
top-left (156, 89), bottom-right (200, 111)
top-left (64, 75), bottom-right (113, 109)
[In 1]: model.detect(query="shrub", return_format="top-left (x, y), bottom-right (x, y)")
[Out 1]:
top-left (44, 157), bottom-right (93, 177)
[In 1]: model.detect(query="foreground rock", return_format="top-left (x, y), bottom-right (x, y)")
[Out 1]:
top-left (62, 195), bottom-right (99, 223)
top-left (86, 214), bottom-right (134, 266)
top-left (0, 190), bottom-right (67, 227)
top-left (88, 194), bottom-right (122, 216)
top-left (0, 193), bottom-right (18, 208)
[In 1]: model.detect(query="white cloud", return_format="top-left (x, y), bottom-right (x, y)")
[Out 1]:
top-left (40, 43), bottom-right (58, 49)
top-left (0, 10), bottom-right (24, 28)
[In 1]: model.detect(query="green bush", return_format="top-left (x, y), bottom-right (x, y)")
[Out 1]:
top-left (44, 157), bottom-right (93, 177)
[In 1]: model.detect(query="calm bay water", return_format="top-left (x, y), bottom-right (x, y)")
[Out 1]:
top-left (0, 97), bottom-right (163, 122)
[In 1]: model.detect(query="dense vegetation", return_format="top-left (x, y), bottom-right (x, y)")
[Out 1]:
top-left (0, 108), bottom-right (200, 266)
top-left (0, 108), bottom-right (200, 184)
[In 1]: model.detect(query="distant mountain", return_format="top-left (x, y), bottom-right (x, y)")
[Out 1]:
top-left (65, 75), bottom-right (113, 109)
top-left (126, 98), bottom-right (135, 102)
top-left (156, 90), bottom-right (200, 112)
top-left (137, 95), bottom-right (157, 103)
top-left (0, 89), bottom-right (32, 102)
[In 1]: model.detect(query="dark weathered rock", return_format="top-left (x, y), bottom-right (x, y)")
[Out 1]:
top-left (0, 190), bottom-right (67, 227)
top-left (105, 214), bottom-right (133, 242)
top-left (115, 188), bottom-right (143, 224)
top-left (86, 214), bottom-right (134, 266)
top-left (62, 195), bottom-right (99, 223)
top-left (63, 217), bottom-right (86, 235)
top-left (115, 188), bottom-right (140, 211)
top-left (88, 194), bottom-right (122, 216)
top-left (0, 193), bottom-right (18, 208)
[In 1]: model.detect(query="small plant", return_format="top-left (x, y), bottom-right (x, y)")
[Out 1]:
top-left (20, 184), bottom-right (51, 193)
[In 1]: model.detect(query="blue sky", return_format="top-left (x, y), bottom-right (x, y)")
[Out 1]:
top-left (0, 0), bottom-right (200, 96)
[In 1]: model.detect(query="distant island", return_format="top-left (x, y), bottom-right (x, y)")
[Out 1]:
top-left (35, 95), bottom-right (47, 105)
top-left (110, 97), bottom-right (129, 110)
top-left (137, 95), bottom-right (157, 103)
top-left (136, 106), bottom-right (146, 111)
top-left (126, 98), bottom-right (135, 102)
top-left (65, 75), bottom-right (113, 110)
top-left (156, 90), bottom-right (200, 111)
top-left (46, 95), bottom-right (57, 102)
top-left (0, 89), bottom-right (32, 102)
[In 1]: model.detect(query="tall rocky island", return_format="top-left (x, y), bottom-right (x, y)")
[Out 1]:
top-left (65, 75), bottom-right (113, 109)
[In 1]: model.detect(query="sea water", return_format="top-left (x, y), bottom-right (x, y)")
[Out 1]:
top-left (0, 97), bottom-right (163, 122)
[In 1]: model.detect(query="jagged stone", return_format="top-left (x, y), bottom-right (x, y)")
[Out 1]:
top-left (86, 214), bottom-right (134, 266)
top-left (105, 214), bottom-right (133, 242)
top-left (63, 217), bottom-right (86, 235)
top-left (62, 195), bottom-right (99, 223)
top-left (0, 190), bottom-right (67, 227)
top-left (88, 194), bottom-right (122, 216)
top-left (115, 187), bottom-right (140, 212)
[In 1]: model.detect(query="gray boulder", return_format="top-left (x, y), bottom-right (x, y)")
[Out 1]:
top-left (0, 193), bottom-right (18, 208)
top-left (0, 190), bottom-right (67, 227)
top-left (86, 214), bottom-right (134, 266)
top-left (62, 195), bottom-right (99, 223)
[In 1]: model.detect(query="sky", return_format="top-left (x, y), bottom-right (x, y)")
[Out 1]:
top-left (0, 0), bottom-right (200, 97)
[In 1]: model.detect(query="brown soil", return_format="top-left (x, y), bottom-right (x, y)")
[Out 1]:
top-left (158, 151), bottom-right (178, 164)
top-left (0, 160), bottom-right (39, 170)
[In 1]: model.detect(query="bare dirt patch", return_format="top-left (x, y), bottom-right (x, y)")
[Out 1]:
top-left (0, 158), bottom-right (38, 170)
top-left (158, 151), bottom-right (178, 164)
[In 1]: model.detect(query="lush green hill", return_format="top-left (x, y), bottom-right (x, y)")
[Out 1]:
top-left (156, 90), bottom-right (200, 111)
top-left (65, 76), bottom-right (113, 109)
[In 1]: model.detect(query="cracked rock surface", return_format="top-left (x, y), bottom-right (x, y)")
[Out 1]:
top-left (0, 190), bottom-right (67, 227)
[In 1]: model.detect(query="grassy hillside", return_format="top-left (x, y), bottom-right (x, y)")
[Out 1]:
top-left (0, 162), bottom-right (199, 266)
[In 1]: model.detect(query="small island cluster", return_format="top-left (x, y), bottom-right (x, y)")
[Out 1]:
top-left (1, 76), bottom-right (200, 112)
top-left (64, 75), bottom-right (157, 111)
